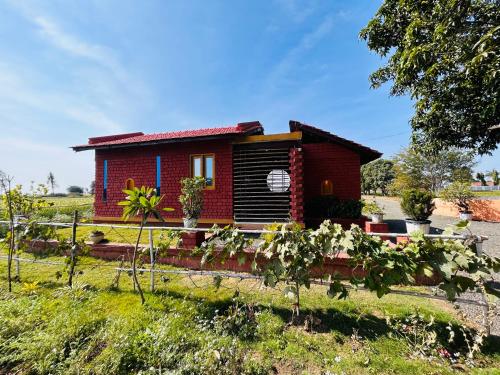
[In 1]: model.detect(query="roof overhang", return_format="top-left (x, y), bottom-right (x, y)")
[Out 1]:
top-left (289, 120), bottom-right (382, 164)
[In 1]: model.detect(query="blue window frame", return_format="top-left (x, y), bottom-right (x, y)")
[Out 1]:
top-left (156, 156), bottom-right (161, 195)
top-left (103, 159), bottom-right (108, 201)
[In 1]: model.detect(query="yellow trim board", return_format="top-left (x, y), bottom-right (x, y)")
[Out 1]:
top-left (233, 131), bottom-right (302, 144)
top-left (92, 216), bottom-right (234, 225)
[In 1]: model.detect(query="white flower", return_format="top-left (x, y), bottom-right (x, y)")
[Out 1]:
top-left (334, 355), bottom-right (341, 363)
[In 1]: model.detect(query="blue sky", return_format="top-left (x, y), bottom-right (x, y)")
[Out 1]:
top-left (0, 0), bottom-right (497, 192)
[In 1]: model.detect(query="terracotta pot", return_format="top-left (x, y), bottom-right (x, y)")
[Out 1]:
top-left (405, 219), bottom-right (431, 234)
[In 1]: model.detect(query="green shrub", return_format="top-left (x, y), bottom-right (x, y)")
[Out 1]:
top-left (400, 189), bottom-right (435, 221)
top-left (441, 182), bottom-right (474, 212)
top-left (179, 177), bottom-right (205, 220)
top-left (305, 196), bottom-right (362, 219)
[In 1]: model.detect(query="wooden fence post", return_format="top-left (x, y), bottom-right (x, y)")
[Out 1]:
top-left (68, 210), bottom-right (78, 288)
top-left (149, 229), bottom-right (155, 292)
top-left (112, 255), bottom-right (125, 289)
top-left (14, 218), bottom-right (19, 280)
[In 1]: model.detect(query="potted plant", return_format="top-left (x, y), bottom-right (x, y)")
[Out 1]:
top-left (362, 200), bottom-right (385, 223)
top-left (179, 177), bottom-right (205, 228)
top-left (400, 189), bottom-right (435, 234)
top-left (89, 230), bottom-right (104, 244)
top-left (441, 181), bottom-right (474, 221)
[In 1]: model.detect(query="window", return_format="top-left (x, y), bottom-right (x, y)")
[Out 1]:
top-left (103, 160), bottom-right (108, 201)
top-left (190, 154), bottom-right (215, 189)
top-left (125, 178), bottom-right (135, 190)
top-left (267, 169), bottom-right (290, 192)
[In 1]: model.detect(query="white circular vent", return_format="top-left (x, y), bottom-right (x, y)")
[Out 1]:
top-left (267, 169), bottom-right (291, 193)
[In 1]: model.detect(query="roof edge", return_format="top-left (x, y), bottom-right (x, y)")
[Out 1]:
top-left (289, 120), bottom-right (382, 164)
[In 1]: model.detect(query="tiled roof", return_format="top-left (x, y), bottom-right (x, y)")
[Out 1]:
top-left (72, 121), bottom-right (263, 151)
top-left (289, 120), bottom-right (382, 164)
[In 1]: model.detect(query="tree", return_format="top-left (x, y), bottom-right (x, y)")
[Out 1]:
top-left (476, 172), bottom-right (487, 186)
top-left (360, 1), bottom-right (500, 154)
top-left (46, 172), bottom-right (57, 195)
top-left (119, 186), bottom-right (174, 304)
top-left (361, 159), bottom-right (395, 195)
top-left (67, 185), bottom-right (84, 195)
top-left (487, 169), bottom-right (499, 185)
top-left (391, 147), bottom-right (476, 194)
top-left (89, 180), bottom-right (96, 195)
top-left (0, 173), bottom-right (51, 292)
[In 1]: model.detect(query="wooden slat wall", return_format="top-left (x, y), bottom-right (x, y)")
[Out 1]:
top-left (233, 146), bottom-right (291, 223)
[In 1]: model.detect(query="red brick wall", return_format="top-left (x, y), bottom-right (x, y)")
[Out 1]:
top-left (94, 140), bottom-right (233, 220)
top-left (289, 147), bottom-right (304, 223)
top-left (303, 142), bottom-right (361, 202)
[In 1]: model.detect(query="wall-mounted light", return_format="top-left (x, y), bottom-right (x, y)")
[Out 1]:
top-left (321, 179), bottom-right (333, 195)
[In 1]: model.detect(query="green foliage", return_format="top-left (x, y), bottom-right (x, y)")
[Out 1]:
top-left (487, 169), bottom-right (499, 185)
top-left (391, 147), bottom-right (476, 194)
top-left (386, 310), bottom-right (486, 364)
top-left (178, 177), bottom-right (205, 219)
top-left (66, 185), bottom-right (84, 195)
top-left (361, 159), bottom-right (395, 195)
top-left (118, 186), bottom-right (174, 224)
top-left (400, 189), bottom-right (435, 221)
top-left (360, 0), bottom-right (500, 153)
top-left (362, 200), bottom-right (385, 215)
top-left (475, 172), bottom-right (487, 186)
top-left (0, 252), bottom-right (499, 373)
top-left (1, 183), bottom-right (52, 220)
top-left (119, 186), bottom-right (174, 304)
top-left (213, 297), bottom-right (258, 340)
top-left (441, 182), bottom-right (475, 212)
top-left (199, 220), bottom-right (500, 317)
top-left (305, 196), bottom-right (362, 219)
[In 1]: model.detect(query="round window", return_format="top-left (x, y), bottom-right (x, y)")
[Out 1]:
top-left (267, 170), bottom-right (291, 193)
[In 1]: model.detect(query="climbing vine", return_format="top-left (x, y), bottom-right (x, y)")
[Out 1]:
top-left (198, 220), bottom-right (500, 317)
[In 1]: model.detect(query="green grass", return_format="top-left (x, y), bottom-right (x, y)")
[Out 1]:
top-left (40, 196), bottom-right (157, 244)
top-left (473, 190), bottom-right (500, 197)
top-left (44, 195), bottom-right (95, 206)
top-left (0, 252), bottom-right (499, 374)
top-left (55, 225), bottom-right (172, 245)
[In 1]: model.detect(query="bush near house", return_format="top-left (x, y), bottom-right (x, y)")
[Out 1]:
top-left (305, 196), bottom-right (363, 219)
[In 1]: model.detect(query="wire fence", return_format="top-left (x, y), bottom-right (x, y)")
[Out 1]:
top-left (0, 215), bottom-right (495, 334)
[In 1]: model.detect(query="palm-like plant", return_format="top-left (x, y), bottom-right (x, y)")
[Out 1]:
top-left (118, 186), bottom-right (174, 304)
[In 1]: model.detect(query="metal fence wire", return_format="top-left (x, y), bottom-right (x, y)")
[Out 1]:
top-left (0, 216), bottom-right (495, 334)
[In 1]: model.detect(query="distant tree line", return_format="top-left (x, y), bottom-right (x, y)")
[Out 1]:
top-left (361, 147), bottom-right (486, 196)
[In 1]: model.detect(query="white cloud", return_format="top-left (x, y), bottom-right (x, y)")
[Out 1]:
top-left (274, 0), bottom-right (318, 23)
top-left (0, 64), bottom-right (125, 134)
top-left (261, 15), bottom-right (335, 93)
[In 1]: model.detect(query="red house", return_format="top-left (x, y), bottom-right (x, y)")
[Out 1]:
top-left (72, 120), bottom-right (381, 227)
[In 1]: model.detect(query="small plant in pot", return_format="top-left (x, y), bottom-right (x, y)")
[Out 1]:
top-left (362, 200), bottom-right (385, 223)
top-left (179, 177), bottom-right (205, 228)
top-left (400, 189), bottom-right (435, 234)
top-left (89, 230), bottom-right (104, 244)
top-left (441, 181), bottom-right (474, 221)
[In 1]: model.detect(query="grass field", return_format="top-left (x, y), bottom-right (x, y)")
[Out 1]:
top-left (473, 190), bottom-right (500, 197)
top-left (0, 251), bottom-right (499, 374)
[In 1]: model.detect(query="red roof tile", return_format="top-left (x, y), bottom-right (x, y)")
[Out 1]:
top-left (73, 121), bottom-right (263, 151)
